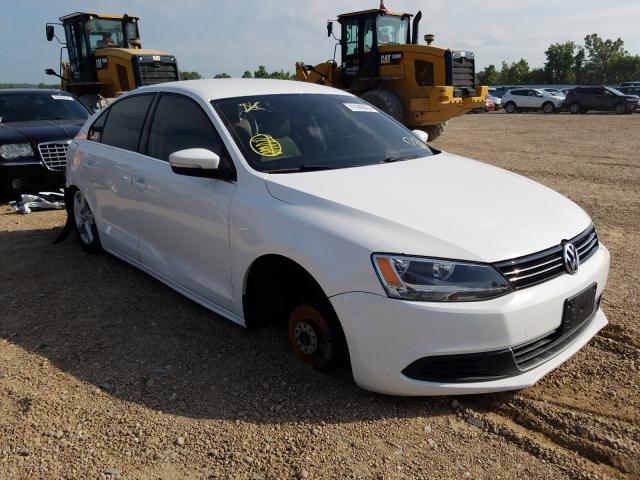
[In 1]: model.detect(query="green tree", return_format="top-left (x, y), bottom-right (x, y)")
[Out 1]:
top-left (581, 33), bottom-right (628, 83)
top-left (214, 73), bottom-right (232, 79)
top-left (180, 71), bottom-right (202, 80)
top-left (500, 59), bottom-right (530, 84)
top-left (526, 67), bottom-right (546, 84)
top-left (241, 70), bottom-right (253, 78)
top-left (477, 64), bottom-right (499, 85)
top-left (544, 41), bottom-right (576, 83)
top-left (254, 65), bottom-right (270, 78)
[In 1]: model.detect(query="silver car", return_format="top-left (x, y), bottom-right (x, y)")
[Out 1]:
top-left (502, 88), bottom-right (565, 114)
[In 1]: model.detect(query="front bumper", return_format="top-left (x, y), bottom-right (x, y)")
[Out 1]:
top-left (0, 160), bottom-right (64, 193)
top-left (330, 246), bottom-right (610, 396)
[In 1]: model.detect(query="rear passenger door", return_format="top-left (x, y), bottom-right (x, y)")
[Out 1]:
top-left (82, 93), bottom-right (155, 259)
top-left (131, 92), bottom-right (237, 311)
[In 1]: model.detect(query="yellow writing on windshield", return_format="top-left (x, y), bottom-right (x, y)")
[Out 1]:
top-left (250, 134), bottom-right (283, 157)
top-left (240, 101), bottom-right (266, 113)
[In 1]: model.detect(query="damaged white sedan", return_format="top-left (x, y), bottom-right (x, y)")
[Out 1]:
top-left (64, 79), bottom-right (609, 396)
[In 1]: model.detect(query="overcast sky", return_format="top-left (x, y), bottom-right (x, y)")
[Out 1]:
top-left (2, 0), bottom-right (639, 83)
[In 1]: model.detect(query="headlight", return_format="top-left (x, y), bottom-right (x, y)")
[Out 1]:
top-left (0, 143), bottom-right (34, 160)
top-left (373, 254), bottom-right (513, 302)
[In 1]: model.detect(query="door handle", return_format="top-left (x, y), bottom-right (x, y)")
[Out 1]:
top-left (132, 177), bottom-right (147, 190)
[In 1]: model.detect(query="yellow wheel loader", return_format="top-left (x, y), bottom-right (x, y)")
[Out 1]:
top-left (45, 12), bottom-right (180, 110)
top-left (296, 4), bottom-right (488, 140)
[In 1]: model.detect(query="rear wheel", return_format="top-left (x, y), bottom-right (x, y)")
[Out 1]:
top-left (73, 189), bottom-right (102, 253)
top-left (504, 102), bottom-right (516, 114)
top-left (288, 299), bottom-right (346, 371)
top-left (542, 102), bottom-right (555, 114)
top-left (360, 89), bottom-right (404, 122)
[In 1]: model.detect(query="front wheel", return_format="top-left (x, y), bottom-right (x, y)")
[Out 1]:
top-left (542, 102), bottom-right (555, 114)
top-left (288, 299), bottom-right (346, 371)
top-left (569, 102), bottom-right (582, 114)
top-left (504, 102), bottom-right (516, 114)
top-left (73, 189), bottom-right (102, 253)
top-left (615, 103), bottom-right (627, 115)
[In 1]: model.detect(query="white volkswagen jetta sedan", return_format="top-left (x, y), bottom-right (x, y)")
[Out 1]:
top-left (65, 79), bottom-right (609, 396)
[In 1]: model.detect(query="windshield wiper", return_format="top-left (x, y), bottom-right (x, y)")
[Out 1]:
top-left (380, 154), bottom-right (421, 163)
top-left (267, 164), bottom-right (360, 174)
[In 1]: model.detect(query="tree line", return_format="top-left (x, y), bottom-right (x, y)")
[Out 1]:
top-left (478, 33), bottom-right (640, 86)
top-left (0, 82), bottom-right (59, 89)
top-left (181, 65), bottom-right (296, 81)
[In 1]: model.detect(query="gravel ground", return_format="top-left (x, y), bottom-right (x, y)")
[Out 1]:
top-left (1, 112), bottom-right (638, 479)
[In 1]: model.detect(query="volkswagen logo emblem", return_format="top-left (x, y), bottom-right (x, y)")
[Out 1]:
top-left (562, 242), bottom-right (579, 274)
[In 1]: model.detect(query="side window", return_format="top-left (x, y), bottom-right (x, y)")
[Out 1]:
top-left (344, 20), bottom-right (359, 56)
top-left (511, 90), bottom-right (524, 96)
top-left (147, 94), bottom-right (227, 163)
top-left (363, 18), bottom-right (374, 53)
top-left (88, 110), bottom-right (108, 142)
top-left (101, 94), bottom-right (154, 151)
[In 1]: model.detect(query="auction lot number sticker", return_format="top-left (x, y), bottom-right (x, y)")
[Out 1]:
top-left (344, 103), bottom-right (378, 113)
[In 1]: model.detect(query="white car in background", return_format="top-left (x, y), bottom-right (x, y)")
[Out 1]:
top-left (502, 88), bottom-right (565, 113)
top-left (64, 79), bottom-right (609, 396)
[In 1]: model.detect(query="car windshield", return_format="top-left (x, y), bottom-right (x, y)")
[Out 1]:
top-left (605, 87), bottom-right (625, 96)
top-left (212, 94), bottom-right (433, 173)
top-left (0, 93), bottom-right (89, 123)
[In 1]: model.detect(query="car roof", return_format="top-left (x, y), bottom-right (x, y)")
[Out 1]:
top-left (0, 89), bottom-right (70, 95)
top-left (136, 79), bottom-right (354, 101)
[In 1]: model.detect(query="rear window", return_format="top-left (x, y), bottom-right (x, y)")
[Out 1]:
top-left (101, 94), bottom-right (154, 151)
top-left (0, 93), bottom-right (89, 124)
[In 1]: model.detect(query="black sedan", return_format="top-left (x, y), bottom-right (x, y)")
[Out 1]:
top-left (0, 89), bottom-right (90, 195)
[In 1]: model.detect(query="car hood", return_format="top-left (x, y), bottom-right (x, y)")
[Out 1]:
top-left (0, 120), bottom-right (84, 144)
top-left (265, 152), bottom-right (592, 262)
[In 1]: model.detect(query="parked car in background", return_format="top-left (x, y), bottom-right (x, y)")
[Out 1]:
top-left (488, 86), bottom-right (514, 99)
top-left (543, 88), bottom-right (565, 98)
top-left (65, 79), bottom-right (609, 396)
top-left (0, 89), bottom-right (89, 195)
top-left (619, 81), bottom-right (640, 88)
top-left (487, 93), bottom-right (501, 110)
top-left (565, 86), bottom-right (639, 114)
top-left (618, 86), bottom-right (640, 109)
top-left (502, 88), bottom-right (564, 113)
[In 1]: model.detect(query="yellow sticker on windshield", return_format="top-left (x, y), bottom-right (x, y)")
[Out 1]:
top-left (250, 134), bottom-right (283, 157)
top-left (240, 101), bottom-right (266, 113)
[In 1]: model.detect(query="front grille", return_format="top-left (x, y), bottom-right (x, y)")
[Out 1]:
top-left (494, 225), bottom-right (599, 290)
top-left (38, 140), bottom-right (71, 171)
top-left (139, 63), bottom-right (179, 85)
top-left (446, 51), bottom-right (476, 97)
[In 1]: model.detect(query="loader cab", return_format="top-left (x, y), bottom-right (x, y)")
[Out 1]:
top-left (337, 9), bottom-right (411, 84)
top-left (54, 12), bottom-right (141, 84)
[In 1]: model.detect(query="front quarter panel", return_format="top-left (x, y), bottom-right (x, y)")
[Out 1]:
top-left (229, 179), bottom-right (386, 318)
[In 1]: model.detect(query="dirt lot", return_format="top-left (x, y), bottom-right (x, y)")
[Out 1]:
top-left (1, 112), bottom-right (639, 480)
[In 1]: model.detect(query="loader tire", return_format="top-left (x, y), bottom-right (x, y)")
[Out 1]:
top-left (360, 89), bottom-right (404, 122)
top-left (423, 123), bottom-right (447, 141)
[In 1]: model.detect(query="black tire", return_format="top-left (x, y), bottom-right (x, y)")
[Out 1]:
top-left (542, 102), bottom-right (555, 114)
top-left (288, 298), bottom-right (347, 371)
top-left (504, 102), bottom-right (516, 114)
top-left (72, 189), bottom-right (102, 253)
top-left (615, 103), bottom-right (627, 115)
top-left (360, 89), bottom-right (404, 122)
top-left (422, 123), bottom-right (447, 141)
top-left (569, 102), bottom-right (581, 114)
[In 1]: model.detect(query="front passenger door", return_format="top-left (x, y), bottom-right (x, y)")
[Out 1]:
top-left (131, 93), bottom-right (237, 311)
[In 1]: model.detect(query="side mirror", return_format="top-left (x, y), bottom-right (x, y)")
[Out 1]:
top-left (411, 130), bottom-right (429, 144)
top-left (169, 148), bottom-right (220, 177)
top-left (46, 25), bottom-right (55, 42)
top-left (327, 21), bottom-right (333, 38)
top-left (45, 68), bottom-right (56, 76)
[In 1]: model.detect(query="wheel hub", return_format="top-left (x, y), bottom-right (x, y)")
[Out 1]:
top-left (294, 321), bottom-right (318, 355)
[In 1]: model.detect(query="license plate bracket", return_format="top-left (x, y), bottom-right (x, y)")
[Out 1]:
top-left (561, 283), bottom-right (597, 334)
